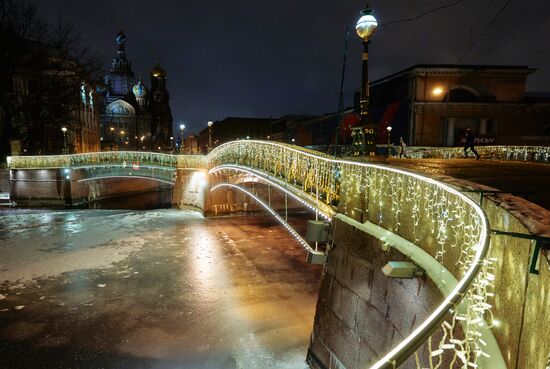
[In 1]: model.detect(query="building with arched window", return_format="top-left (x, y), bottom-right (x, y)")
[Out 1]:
top-left (369, 64), bottom-right (550, 146)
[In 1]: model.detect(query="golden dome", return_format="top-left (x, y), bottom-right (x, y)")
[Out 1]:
top-left (150, 59), bottom-right (166, 78)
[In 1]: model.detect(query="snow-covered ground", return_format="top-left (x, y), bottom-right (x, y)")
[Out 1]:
top-left (0, 209), bottom-right (204, 285)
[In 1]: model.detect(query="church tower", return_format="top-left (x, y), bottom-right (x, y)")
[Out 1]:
top-left (105, 30), bottom-right (135, 101)
top-left (149, 59), bottom-right (173, 146)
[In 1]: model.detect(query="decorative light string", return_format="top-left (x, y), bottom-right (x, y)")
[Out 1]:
top-left (408, 145), bottom-right (550, 163)
top-left (10, 140), bottom-right (497, 369)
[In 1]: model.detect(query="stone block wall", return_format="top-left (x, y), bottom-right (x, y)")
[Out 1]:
top-left (481, 196), bottom-right (550, 369)
top-left (307, 217), bottom-right (443, 369)
top-left (308, 170), bottom-right (549, 369)
top-left (10, 168), bottom-right (170, 206)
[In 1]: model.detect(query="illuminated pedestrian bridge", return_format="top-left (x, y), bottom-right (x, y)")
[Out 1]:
top-left (7, 141), bottom-right (546, 369)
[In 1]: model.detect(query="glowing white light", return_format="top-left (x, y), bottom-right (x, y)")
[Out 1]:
top-left (208, 164), bottom-right (332, 221)
top-left (208, 139), bottom-right (491, 369)
top-left (433, 87), bottom-right (444, 96)
top-left (356, 14), bottom-right (378, 40)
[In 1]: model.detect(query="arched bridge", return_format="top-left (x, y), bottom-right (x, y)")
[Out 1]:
top-left (7, 151), bottom-right (206, 184)
top-left (7, 141), bottom-right (510, 369)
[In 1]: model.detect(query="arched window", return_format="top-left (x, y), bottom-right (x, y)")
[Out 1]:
top-left (80, 84), bottom-right (87, 107)
top-left (447, 88), bottom-right (479, 102)
top-left (106, 99), bottom-right (136, 115)
top-left (89, 91), bottom-right (94, 111)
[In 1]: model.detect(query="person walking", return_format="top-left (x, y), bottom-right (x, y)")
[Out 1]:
top-left (464, 128), bottom-right (480, 159)
top-left (398, 137), bottom-right (410, 158)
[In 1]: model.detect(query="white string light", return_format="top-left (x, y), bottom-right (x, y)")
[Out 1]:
top-left (8, 140), bottom-right (497, 368)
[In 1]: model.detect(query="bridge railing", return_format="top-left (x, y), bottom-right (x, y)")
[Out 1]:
top-left (209, 140), bottom-right (494, 368)
top-left (407, 145), bottom-right (550, 162)
top-left (7, 151), bottom-right (207, 170)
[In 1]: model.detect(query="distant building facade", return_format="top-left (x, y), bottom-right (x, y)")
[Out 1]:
top-left (369, 64), bottom-right (550, 146)
top-left (99, 31), bottom-right (173, 151)
top-left (0, 40), bottom-right (100, 157)
top-left (197, 117), bottom-right (272, 153)
top-left (183, 134), bottom-right (198, 154)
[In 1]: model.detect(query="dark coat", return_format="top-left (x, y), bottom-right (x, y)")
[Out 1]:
top-left (465, 131), bottom-right (475, 145)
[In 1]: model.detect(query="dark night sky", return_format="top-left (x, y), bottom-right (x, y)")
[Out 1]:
top-left (32, 0), bottom-right (550, 134)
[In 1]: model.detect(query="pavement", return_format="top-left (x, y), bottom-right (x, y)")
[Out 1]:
top-left (0, 209), bottom-right (321, 369)
top-left (381, 157), bottom-right (550, 211)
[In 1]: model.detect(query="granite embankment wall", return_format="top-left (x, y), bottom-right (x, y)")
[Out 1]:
top-left (9, 169), bottom-right (303, 215)
top-left (461, 183), bottom-right (549, 369)
top-left (307, 177), bottom-right (549, 369)
top-left (307, 216), bottom-right (443, 369)
top-left (9, 168), bottom-right (173, 207)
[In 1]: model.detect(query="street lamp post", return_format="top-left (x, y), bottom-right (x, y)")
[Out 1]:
top-left (207, 121), bottom-right (213, 152)
top-left (61, 127), bottom-right (68, 153)
top-left (179, 123), bottom-right (185, 153)
top-left (352, 5), bottom-right (378, 156)
top-left (386, 125), bottom-right (392, 157)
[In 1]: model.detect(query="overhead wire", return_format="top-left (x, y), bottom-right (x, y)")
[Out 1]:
top-left (379, 0), bottom-right (469, 27)
top-left (458, 0), bottom-right (514, 61)
top-left (454, 0), bottom-right (499, 53)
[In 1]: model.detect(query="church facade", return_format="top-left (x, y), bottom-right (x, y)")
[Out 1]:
top-left (100, 31), bottom-right (173, 151)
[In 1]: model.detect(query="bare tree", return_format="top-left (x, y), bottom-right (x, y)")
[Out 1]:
top-left (0, 0), bottom-right (102, 159)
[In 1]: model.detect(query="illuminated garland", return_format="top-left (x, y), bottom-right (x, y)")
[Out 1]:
top-left (8, 141), bottom-right (499, 368)
top-left (408, 145), bottom-right (550, 163)
top-left (207, 140), bottom-right (497, 369)
top-left (7, 151), bottom-right (207, 170)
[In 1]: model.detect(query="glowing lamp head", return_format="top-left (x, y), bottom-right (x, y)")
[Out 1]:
top-left (61, 127), bottom-right (67, 133)
top-left (432, 87), bottom-right (444, 96)
top-left (207, 121), bottom-right (213, 127)
top-left (386, 126), bottom-right (392, 132)
top-left (356, 8), bottom-right (378, 41)
top-left (180, 124), bottom-right (185, 130)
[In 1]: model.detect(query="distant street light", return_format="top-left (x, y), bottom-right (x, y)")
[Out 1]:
top-left (386, 125), bottom-right (392, 157)
top-left (61, 127), bottom-right (68, 153)
top-left (179, 123), bottom-right (185, 153)
top-left (353, 5), bottom-right (378, 156)
top-left (207, 121), bottom-right (213, 151)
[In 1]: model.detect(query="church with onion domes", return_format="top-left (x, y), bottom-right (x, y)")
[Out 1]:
top-left (99, 30), bottom-right (173, 151)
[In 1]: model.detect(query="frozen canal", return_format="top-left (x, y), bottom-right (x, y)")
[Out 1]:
top-left (0, 209), bottom-right (322, 368)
